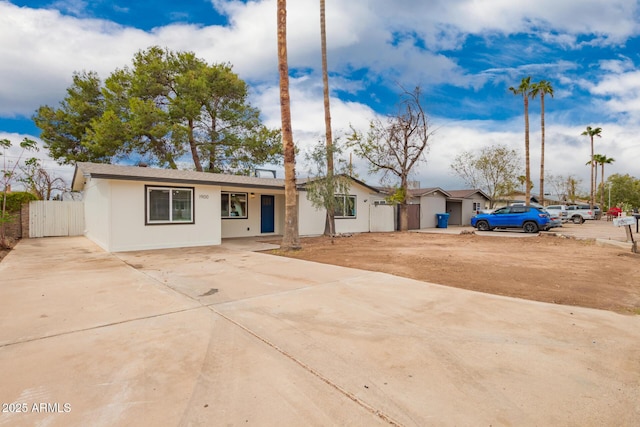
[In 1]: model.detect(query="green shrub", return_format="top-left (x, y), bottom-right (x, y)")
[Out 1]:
top-left (1, 192), bottom-right (38, 212)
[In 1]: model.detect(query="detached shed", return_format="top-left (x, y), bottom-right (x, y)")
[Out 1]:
top-left (412, 188), bottom-right (451, 228)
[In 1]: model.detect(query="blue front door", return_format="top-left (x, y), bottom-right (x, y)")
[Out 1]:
top-left (261, 195), bottom-right (275, 233)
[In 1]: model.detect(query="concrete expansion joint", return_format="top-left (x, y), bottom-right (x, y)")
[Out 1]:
top-left (0, 307), bottom-right (202, 349)
top-left (208, 306), bottom-right (404, 427)
top-left (118, 249), bottom-right (402, 426)
top-left (122, 251), bottom-right (405, 425)
top-left (111, 253), bottom-right (405, 425)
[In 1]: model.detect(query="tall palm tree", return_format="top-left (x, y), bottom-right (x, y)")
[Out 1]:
top-left (320, 0), bottom-right (335, 236)
top-left (581, 126), bottom-right (602, 210)
top-left (509, 76), bottom-right (534, 206)
top-left (587, 156), bottom-right (600, 203)
top-left (531, 80), bottom-right (554, 205)
top-left (277, 0), bottom-right (300, 250)
top-left (594, 154), bottom-right (615, 209)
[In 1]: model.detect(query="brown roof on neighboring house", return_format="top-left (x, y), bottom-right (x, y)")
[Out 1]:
top-left (446, 189), bottom-right (491, 200)
top-left (376, 186), bottom-right (492, 199)
top-left (298, 175), bottom-right (381, 194)
top-left (409, 187), bottom-right (452, 197)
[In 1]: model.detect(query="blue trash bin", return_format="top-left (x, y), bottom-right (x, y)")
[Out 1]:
top-left (436, 213), bottom-right (450, 228)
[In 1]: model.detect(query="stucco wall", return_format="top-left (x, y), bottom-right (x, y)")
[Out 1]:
top-left (298, 184), bottom-right (376, 236)
top-left (83, 178), bottom-right (111, 250)
top-left (82, 176), bottom-right (391, 250)
top-left (298, 192), bottom-right (330, 236)
top-left (86, 179), bottom-right (222, 252)
top-left (462, 196), bottom-right (489, 225)
top-left (220, 188), bottom-right (285, 238)
top-left (461, 199), bottom-right (475, 225)
top-left (420, 194), bottom-right (447, 228)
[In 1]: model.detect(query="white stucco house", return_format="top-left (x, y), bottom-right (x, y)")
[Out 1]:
top-left (71, 162), bottom-right (393, 252)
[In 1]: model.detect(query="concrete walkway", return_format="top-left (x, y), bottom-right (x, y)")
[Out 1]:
top-left (1, 237), bottom-right (639, 426)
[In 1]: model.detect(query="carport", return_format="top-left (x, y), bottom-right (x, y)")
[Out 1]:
top-left (445, 200), bottom-right (463, 225)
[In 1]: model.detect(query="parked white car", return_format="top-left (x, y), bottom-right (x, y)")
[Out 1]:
top-left (566, 204), bottom-right (596, 224)
top-left (545, 205), bottom-right (569, 222)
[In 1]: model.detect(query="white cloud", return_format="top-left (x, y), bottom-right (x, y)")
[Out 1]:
top-left (383, 0), bottom-right (640, 46)
top-left (0, 3), bottom-right (155, 116)
top-left (1, 0), bottom-right (639, 192)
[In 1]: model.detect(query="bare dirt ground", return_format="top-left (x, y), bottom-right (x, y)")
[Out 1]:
top-left (272, 231), bottom-right (640, 315)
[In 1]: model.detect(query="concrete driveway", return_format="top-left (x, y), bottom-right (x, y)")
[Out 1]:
top-left (1, 237), bottom-right (639, 426)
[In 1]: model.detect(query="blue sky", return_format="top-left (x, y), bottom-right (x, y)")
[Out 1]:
top-left (1, 0), bottom-right (640, 193)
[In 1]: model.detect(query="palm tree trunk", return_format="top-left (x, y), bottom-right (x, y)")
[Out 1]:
top-left (600, 162), bottom-right (605, 209)
top-left (277, 0), bottom-right (300, 250)
top-left (539, 93), bottom-right (545, 204)
top-left (320, 0), bottom-right (335, 236)
top-left (594, 159), bottom-right (598, 207)
top-left (590, 137), bottom-right (594, 210)
top-left (524, 96), bottom-right (531, 206)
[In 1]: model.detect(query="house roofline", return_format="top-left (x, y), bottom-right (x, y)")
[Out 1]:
top-left (298, 174), bottom-right (381, 194)
top-left (80, 173), bottom-right (286, 190)
top-left (73, 162), bottom-right (383, 193)
top-left (72, 162), bottom-right (287, 191)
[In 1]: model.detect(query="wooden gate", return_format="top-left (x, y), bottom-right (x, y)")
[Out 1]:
top-left (29, 201), bottom-right (84, 238)
top-left (407, 204), bottom-right (420, 230)
top-left (397, 204), bottom-right (421, 230)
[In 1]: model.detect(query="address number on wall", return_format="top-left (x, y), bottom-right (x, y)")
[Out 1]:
top-left (199, 194), bottom-right (209, 199)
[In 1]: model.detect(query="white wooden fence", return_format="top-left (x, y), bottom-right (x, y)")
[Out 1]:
top-left (369, 204), bottom-right (395, 232)
top-left (29, 201), bottom-right (84, 238)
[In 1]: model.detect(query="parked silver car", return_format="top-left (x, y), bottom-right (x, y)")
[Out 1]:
top-left (544, 209), bottom-right (563, 228)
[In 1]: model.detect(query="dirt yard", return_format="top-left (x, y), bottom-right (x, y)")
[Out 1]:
top-left (272, 232), bottom-right (640, 315)
top-left (0, 248), bottom-right (8, 263)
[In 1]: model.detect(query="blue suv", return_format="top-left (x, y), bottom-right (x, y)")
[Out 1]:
top-left (471, 206), bottom-right (550, 233)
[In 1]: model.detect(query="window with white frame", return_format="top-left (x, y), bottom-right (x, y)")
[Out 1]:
top-left (146, 186), bottom-right (194, 224)
top-left (334, 194), bottom-right (356, 218)
top-left (473, 202), bottom-right (482, 212)
top-left (221, 192), bottom-right (248, 218)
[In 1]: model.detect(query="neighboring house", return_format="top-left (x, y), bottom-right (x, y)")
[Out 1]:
top-left (380, 187), bottom-right (490, 228)
top-left (373, 187), bottom-right (451, 229)
top-left (71, 162), bottom-right (392, 252)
